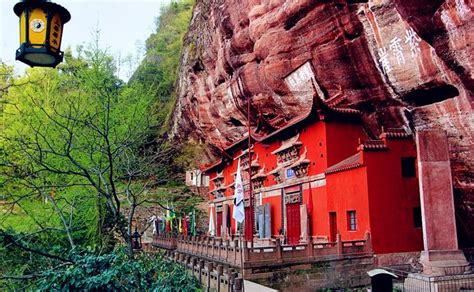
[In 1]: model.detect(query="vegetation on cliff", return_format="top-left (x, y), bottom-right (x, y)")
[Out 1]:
top-left (130, 0), bottom-right (194, 133)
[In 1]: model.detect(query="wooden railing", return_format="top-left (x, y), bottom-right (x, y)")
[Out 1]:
top-left (153, 233), bottom-right (178, 250)
top-left (153, 232), bottom-right (372, 268)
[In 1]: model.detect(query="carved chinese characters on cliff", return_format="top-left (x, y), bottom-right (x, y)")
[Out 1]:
top-left (377, 27), bottom-right (422, 79)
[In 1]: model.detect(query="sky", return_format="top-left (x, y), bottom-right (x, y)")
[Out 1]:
top-left (1, 0), bottom-right (171, 80)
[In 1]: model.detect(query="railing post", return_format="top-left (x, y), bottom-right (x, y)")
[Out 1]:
top-left (199, 236), bottom-right (203, 254)
top-left (275, 238), bottom-right (283, 261)
top-left (198, 259), bottom-right (205, 284)
top-left (185, 255), bottom-right (191, 268)
top-left (306, 239), bottom-right (314, 258)
top-left (336, 233), bottom-right (343, 255)
top-left (234, 277), bottom-right (243, 292)
top-left (218, 238), bottom-right (223, 260)
top-left (211, 237), bottom-right (216, 259)
top-left (243, 240), bottom-right (249, 261)
top-left (227, 269), bottom-right (235, 292)
top-left (234, 239), bottom-right (238, 265)
top-left (364, 231), bottom-right (372, 253)
top-left (225, 239), bottom-right (229, 262)
top-left (191, 257), bottom-right (197, 277)
top-left (206, 262), bottom-right (214, 291)
top-left (217, 265), bottom-right (223, 292)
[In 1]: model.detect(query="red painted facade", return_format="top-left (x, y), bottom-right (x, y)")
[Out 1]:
top-left (203, 105), bottom-right (423, 254)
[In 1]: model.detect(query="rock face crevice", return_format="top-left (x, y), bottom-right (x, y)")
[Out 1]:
top-left (170, 0), bottom-right (473, 246)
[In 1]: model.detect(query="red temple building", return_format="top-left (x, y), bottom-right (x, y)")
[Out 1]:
top-left (202, 96), bottom-right (423, 255)
top-left (153, 94), bottom-right (472, 290)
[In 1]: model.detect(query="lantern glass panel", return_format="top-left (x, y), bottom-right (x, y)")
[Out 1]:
top-left (49, 13), bottom-right (63, 51)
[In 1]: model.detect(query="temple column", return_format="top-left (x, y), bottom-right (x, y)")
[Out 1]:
top-left (416, 130), bottom-right (470, 275)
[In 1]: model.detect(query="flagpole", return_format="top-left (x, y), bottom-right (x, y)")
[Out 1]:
top-left (247, 91), bottom-right (253, 245)
top-left (244, 92), bottom-right (254, 291)
top-left (239, 226), bottom-right (245, 292)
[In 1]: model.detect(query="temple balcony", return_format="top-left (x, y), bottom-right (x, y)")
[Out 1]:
top-left (152, 232), bottom-right (373, 269)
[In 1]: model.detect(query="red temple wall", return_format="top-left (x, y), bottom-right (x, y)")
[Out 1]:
top-left (325, 122), bottom-right (367, 168)
top-left (365, 139), bottom-right (423, 254)
top-left (302, 184), bottom-right (328, 239)
top-left (326, 166), bottom-right (370, 241)
top-left (296, 122), bottom-right (328, 175)
top-left (262, 194), bottom-right (283, 237)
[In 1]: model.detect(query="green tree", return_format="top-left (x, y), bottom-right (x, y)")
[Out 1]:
top-left (1, 44), bottom-right (179, 288)
top-left (1, 1), bottom-right (199, 289)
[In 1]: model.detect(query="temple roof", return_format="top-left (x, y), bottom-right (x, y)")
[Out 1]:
top-left (271, 134), bottom-right (302, 155)
top-left (201, 159), bottom-right (224, 173)
top-left (358, 140), bottom-right (388, 151)
top-left (325, 152), bottom-right (363, 174)
top-left (203, 92), bottom-right (362, 173)
top-left (379, 127), bottom-right (411, 139)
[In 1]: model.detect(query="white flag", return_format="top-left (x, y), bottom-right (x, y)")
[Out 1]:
top-left (149, 215), bottom-right (157, 235)
top-left (208, 205), bottom-right (215, 236)
top-left (232, 159), bottom-right (245, 223)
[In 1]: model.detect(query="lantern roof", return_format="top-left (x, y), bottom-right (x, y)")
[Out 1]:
top-left (14, 0), bottom-right (71, 23)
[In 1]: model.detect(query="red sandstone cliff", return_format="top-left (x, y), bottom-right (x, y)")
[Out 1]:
top-left (170, 0), bottom-right (473, 246)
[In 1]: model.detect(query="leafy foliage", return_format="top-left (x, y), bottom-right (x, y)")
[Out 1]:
top-left (130, 0), bottom-right (194, 131)
top-left (0, 1), bottom-right (200, 290)
top-left (37, 248), bottom-right (199, 291)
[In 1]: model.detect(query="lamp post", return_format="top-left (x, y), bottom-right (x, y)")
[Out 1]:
top-left (13, 0), bottom-right (71, 67)
top-left (131, 228), bottom-right (142, 250)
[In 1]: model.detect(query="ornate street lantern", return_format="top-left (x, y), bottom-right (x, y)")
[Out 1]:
top-left (13, 0), bottom-right (71, 67)
top-left (131, 228), bottom-right (142, 250)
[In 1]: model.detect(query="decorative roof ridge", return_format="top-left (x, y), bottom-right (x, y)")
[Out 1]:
top-left (357, 139), bottom-right (388, 151)
top-left (314, 89), bottom-right (361, 117)
top-left (234, 146), bottom-right (255, 160)
top-left (271, 133), bottom-right (302, 155)
top-left (325, 152), bottom-right (363, 175)
top-left (379, 127), bottom-right (412, 139)
top-left (324, 86), bottom-right (347, 107)
top-left (289, 147), bottom-right (310, 168)
top-left (242, 154), bottom-right (260, 170)
top-left (251, 165), bottom-right (267, 180)
top-left (268, 160), bottom-right (294, 175)
top-left (209, 171), bottom-right (224, 182)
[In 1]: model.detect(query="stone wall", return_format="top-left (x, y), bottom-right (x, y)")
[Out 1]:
top-left (172, 249), bottom-right (374, 291)
top-left (248, 256), bottom-right (374, 291)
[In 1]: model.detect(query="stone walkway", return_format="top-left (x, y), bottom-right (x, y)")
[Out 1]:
top-left (243, 280), bottom-right (278, 292)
